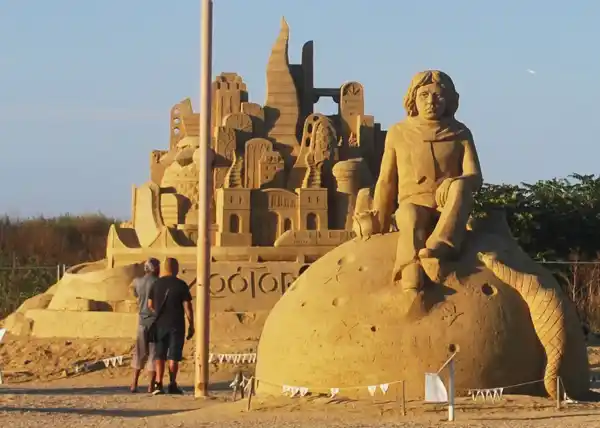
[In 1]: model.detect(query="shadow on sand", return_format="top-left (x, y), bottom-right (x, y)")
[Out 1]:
top-left (0, 381), bottom-right (232, 397)
top-left (0, 381), bottom-right (234, 418)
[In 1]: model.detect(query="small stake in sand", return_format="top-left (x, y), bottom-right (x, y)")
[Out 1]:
top-left (401, 380), bottom-right (406, 416)
top-left (246, 377), bottom-right (256, 411)
top-left (436, 344), bottom-right (459, 422)
top-left (556, 376), bottom-right (561, 410)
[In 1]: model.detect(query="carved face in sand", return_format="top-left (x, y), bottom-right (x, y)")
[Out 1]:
top-left (415, 83), bottom-right (447, 121)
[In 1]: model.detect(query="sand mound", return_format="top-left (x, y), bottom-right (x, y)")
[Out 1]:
top-left (255, 213), bottom-right (590, 400)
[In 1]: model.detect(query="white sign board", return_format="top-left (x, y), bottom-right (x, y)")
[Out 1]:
top-left (424, 372), bottom-right (448, 403)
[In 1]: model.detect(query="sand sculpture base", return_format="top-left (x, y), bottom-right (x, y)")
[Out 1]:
top-left (255, 211), bottom-right (590, 400)
top-left (1, 260), bottom-right (269, 341)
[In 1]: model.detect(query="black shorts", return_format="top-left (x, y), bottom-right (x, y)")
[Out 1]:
top-left (154, 327), bottom-right (185, 362)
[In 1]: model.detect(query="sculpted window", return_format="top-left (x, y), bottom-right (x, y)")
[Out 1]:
top-left (229, 214), bottom-right (240, 233)
top-left (306, 213), bottom-right (318, 230)
top-left (283, 218), bottom-right (292, 232)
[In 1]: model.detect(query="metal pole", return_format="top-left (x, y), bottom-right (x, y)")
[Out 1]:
top-left (448, 358), bottom-right (455, 422)
top-left (195, 0), bottom-right (213, 399)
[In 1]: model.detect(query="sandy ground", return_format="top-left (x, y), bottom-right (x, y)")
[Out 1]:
top-left (2, 335), bottom-right (600, 427)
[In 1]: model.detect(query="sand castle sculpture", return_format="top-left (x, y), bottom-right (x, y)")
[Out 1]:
top-left (256, 70), bottom-right (590, 400)
top-left (1, 19), bottom-right (386, 339)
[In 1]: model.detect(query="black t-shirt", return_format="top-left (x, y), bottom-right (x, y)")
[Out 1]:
top-left (148, 276), bottom-right (193, 332)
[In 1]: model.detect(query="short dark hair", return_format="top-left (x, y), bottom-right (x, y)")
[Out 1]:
top-left (163, 257), bottom-right (180, 276)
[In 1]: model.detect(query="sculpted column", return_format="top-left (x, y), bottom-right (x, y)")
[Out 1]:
top-left (332, 158), bottom-right (372, 230)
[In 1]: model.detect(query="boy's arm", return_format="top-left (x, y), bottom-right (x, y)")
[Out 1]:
top-left (461, 132), bottom-right (483, 192)
top-left (373, 127), bottom-right (399, 232)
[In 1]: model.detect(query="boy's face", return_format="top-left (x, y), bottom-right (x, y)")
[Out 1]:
top-left (415, 83), bottom-right (446, 120)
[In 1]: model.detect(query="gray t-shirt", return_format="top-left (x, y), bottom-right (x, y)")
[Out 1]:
top-left (133, 274), bottom-right (158, 327)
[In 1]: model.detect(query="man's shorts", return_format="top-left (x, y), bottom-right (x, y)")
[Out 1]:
top-left (131, 324), bottom-right (156, 371)
top-left (155, 327), bottom-right (185, 362)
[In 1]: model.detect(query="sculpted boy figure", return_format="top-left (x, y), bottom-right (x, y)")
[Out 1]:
top-left (372, 70), bottom-right (483, 292)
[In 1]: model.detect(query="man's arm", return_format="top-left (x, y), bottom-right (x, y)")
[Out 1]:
top-left (373, 127), bottom-right (399, 232)
top-left (183, 285), bottom-right (195, 339)
top-left (461, 132), bottom-right (483, 192)
top-left (147, 284), bottom-right (155, 311)
top-left (131, 279), bottom-right (139, 298)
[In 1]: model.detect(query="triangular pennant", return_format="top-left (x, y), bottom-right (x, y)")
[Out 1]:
top-left (299, 387), bottom-right (309, 397)
top-left (218, 354), bottom-right (225, 363)
top-left (379, 384), bottom-right (389, 394)
top-left (234, 355), bottom-right (241, 364)
top-left (250, 354), bottom-right (257, 363)
top-left (485, 389), bottom-right (492, 399)
top-left (102, 359), bottom-right (110, 368)
top-left (469, 390), bottom-right (476, 400)
top-left (116, 356), bottom-right (123, 365)
top-left (282, 385), bottom-right (290, 394)
top-left (208, 353), bottom-right (214, 363)
top-left (498, 387), bottom-right (504, 398)
top-left (241, 354), bottom-right (247, 363)
top-left (330, 387), bottom-right (339, 397)
top-left (291, 387), bottom-right (300, 397)
top-left (367, 385), bottom-right (377, 396)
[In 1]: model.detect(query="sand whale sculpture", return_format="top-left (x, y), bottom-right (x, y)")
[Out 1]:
top-left (255, 70), bottom-right (590, 400)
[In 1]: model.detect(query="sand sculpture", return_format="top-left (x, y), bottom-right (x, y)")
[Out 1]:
top-left (255, 70), bottom-right (590, 400)
top-left (1, 18), bottom-right (386, 339)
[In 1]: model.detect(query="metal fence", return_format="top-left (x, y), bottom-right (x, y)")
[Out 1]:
top-left (0, 264), bottom-right (68, 282)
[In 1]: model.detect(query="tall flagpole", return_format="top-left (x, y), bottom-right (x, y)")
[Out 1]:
top-left (195, 0), bottom-right (213, 398)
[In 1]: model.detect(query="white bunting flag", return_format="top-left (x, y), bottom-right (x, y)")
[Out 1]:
top-left (102, 359), bottom-right (110, 368)
top-left (379, 384), bottom-right (389, 394)
top-left (282, 385), bottom-right (290, 395)
top-left (330, 388), bottom-right (339, 397)
top-left (367, 385), bottom-right (377, 396)
top-left (291, 387), bottom-right (300, 397)
top-left (116, 356), bottom-right (123, 365)
top-left (208, 353), bottom-right (214, 363)
top-left (299, 387), bottom-right (309, 397)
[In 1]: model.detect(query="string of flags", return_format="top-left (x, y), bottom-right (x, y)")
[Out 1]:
top-left (275, 380), bottom-right (398, 398)
top-left (259, 375), bottom-right (550, 402)
top-left (102, 355), bottom-right (125, 368)
top-left (467, 388), bottom-right (504, 401)
top-left (209, 352), bottom-right (256, 364)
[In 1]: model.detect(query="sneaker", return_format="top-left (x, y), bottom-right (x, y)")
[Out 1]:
top-left (167, 383), bottom-right (184, 395)
top-left (151, 382), bottom-right (164, 395)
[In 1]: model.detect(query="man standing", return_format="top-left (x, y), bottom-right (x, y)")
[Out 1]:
top-left (148, 257), bottom-right (195, 395)
top-left (131, 257), bottom-right (160, 393)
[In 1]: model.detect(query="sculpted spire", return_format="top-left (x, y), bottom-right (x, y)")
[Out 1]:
top-left (264, 16), bottom-right (301, 161)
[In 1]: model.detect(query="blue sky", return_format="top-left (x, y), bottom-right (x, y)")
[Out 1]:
top-left (0, 0), bottom-right (597, 218)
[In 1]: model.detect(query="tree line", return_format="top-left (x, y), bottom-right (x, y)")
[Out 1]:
top-left (1, 174), bottom-right (599, 325)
